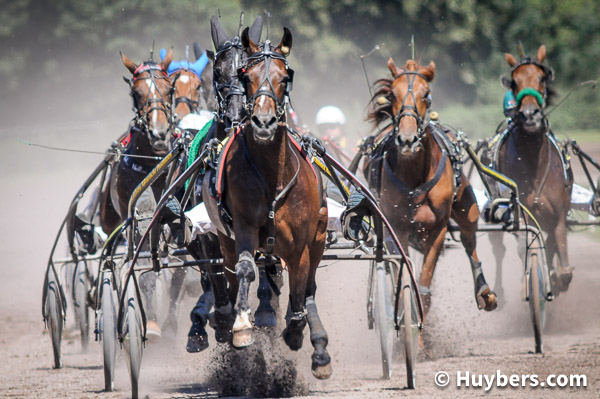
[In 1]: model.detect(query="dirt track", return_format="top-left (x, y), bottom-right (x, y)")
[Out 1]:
top-left (0, 128), bottom-right (599, 398)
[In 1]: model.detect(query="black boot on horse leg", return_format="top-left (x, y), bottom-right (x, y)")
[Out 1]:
top-left (186, 276), bottom-right (214, 353)
top-left (282, 300), bottom-right (307, 351)
top-left (255, 268), bottom-right (277, 327)
top-left (306, 296), bottom-right (332, 379)
top-left (232, 251), bottom-right (257, 347)
top-left (469, 255), bottom-right (497, 311)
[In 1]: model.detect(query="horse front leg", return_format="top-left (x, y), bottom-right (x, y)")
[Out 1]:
top-left (231, 249), bottom-right (257, 347)
top-left (282, 247), bottom-right (311, 351)
top-left (305, 206), bottom-right (332, 380)
top-left (452, 187), bottom-right (497, 311)
top-left (546, 222), bottom-right (573, 293)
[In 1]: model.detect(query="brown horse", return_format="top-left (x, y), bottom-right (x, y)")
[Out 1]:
top-left (490, 45), bottom-right (573, 295)
top-left (202, 27), bottom-right (332, 379)
top-left (99, 51), bottom-right (174, 337)
top-left (365, 58), bottom-right (497, 327)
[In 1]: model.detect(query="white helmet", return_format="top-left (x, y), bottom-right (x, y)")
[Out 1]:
top-left (315, 105), bottom-right (346, 126)
top-left (178, 110), bottom-right (213, 131)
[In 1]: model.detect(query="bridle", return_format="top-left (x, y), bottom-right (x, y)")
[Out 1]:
top-left (212, 37), bottom-right (247, 128)
top-left (508, 57), bottom-right (554, 109)
top-left (390, 71), bottom-right (431, 142)
top-left (125, 61), bottom-right (175, 137)
top-left (238, 40), bottom-right (294, 123)
top-left (171, 70), bottom-right (201, 116)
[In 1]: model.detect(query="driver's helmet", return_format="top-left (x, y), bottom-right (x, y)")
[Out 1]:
top-left (315, 105), bottom-right (346, 127)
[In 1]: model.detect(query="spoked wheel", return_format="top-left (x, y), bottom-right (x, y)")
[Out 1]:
top-left (123, 281), bottom-right (143, 399)
top-left (73, 261), bottom-right (90, 351)
top-left (399, 263), bottom-right (418, 389)
top-left (527, 249), bottom-right (545, 354)
top-left (100, 271), bottom-right (117, 392)
top-left (45, 269), bottom-right (64, 369)
top-left (373, 260), bottom-right (396, 379)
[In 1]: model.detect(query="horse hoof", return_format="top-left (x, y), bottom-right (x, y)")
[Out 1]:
top-left (232, 329), bottom-right (254, 348)
top-left (254, 310), bottom-right (277, 327)
top-left (215, 327), bottom-right (232, 344)
top-left (558, 266), bottom-right (573, 291)
top-left (186, 333), bottom-right (209, 353)
top-left (146, 320), bottom-right (162, 344)
top-left (282, 328), bottom-right (304, 351)
top-left (311, 362), bottom-right (333, 380)
top-left (476, 288), bottom-right (497, 312)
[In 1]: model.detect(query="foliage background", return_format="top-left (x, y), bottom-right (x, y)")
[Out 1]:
top-left (1, 0), bottom-right (599, 142)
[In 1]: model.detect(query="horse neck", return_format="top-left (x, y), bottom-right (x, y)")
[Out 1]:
top-left (512, 125), bottom-right (549, 166)
top-left (128, 129), bottom-right (159, 166)
top-left (245, 124), bottom-right (290, 193)
top-left (388, 130), bottom-right (435, 187)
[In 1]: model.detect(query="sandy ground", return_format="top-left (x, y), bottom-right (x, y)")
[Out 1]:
top-left (0, 128), bottom-right (599, 398)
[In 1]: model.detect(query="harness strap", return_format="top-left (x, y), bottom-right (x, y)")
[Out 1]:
top-left (383, 149), bottom-right (448, 198)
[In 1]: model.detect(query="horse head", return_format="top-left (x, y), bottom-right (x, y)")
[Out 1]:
top-left (162, 45), bottom-right (210, 122)
top-left (240, 26), bottom-right (293, 142)
top-left (371, 58), bottom-right (434, 156)
top-left (210, 15), bottom-right (263, 131)
top-left (503, 45), bottom-right (554, 134)
top-left (122, 49), bottom-right (175, 154)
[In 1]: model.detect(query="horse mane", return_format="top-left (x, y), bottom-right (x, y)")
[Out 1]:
top-left (366, 78), bottom-right (394, 126)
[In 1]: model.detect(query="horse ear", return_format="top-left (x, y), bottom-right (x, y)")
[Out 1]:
top-left (193, 42), bottom-right (203, 61)
top-left (210, 16), bottom-right (231, 49)
top-left (206, 50), bottom-right (214, 62)
top-left (276, 27), bottom-right (293, 57)
top-left (241, 27), bottom-right (260, 55)
top-left (420, 60), bottom-right (435, 82)
top-left (537, 44), bottom-right (547, 63)
top-left (505, 52), bottom-right (517, 67)
top-left (160, 48), bottom-right (174, 70)
top-left (248, 16), bottom-right (264, 44)
top-left (121, 52), bottom-right (138, 74)
top-left (387, 57), bottom-right (401, 77)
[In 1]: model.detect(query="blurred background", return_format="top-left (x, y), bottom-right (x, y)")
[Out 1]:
top-left (1, 0), bottom-right (599, 146)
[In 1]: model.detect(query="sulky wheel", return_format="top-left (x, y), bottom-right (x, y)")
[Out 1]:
top-left (527, 249), bottom-right (546, 354)
top-left (73, 260), bottom-right (90, 351)
top-left (400, 263), bottom-right (418, 389)
top-left (45, 268), bottom-right (64, 369)
top-left (123, 281), bottom-right (143, 399)
top-left (373, 259), bottom-right (396, 379)
top-left (100, 270), bottom-right (117, 391)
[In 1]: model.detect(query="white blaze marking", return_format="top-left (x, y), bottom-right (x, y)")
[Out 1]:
top-left (179, 74), bottom-right (189, 83)
top-left (259, 95), bottom-right (266, 109)
top-left (145, 79), bottom-right (158, 131)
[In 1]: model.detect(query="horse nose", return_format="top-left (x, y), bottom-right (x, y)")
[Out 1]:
top-left (150, 128), bottom-right (167, 141)
top-left (251, 111), bottom-right (277, 130)
top-left (521, 106), bottom-right (540, 120)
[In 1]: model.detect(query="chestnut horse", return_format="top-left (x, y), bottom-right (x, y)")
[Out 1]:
top-left (161, 43), bottom-right (215, 122)
top-left (201, 27), bottom-right (332, 379)
top-left (365, 58), bottom-right (497, 327)
top-left (490, 45), bottom-right (573, 295)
